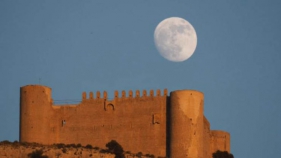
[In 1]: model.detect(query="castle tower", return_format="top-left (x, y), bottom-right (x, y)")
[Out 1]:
top-left (20, 85), bottom-right (53, 144)
top-left (210, 130), bottom-right (231, 154)
top-left (169, 90), bottom-right (204, 158)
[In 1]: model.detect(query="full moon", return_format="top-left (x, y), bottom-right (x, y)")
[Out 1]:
top-left (154, 17), bottom-right (197, 62)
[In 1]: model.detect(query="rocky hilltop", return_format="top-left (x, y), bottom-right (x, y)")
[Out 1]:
top-left (0, 141), bottom-right (157, 158)
top-left (0, 142), bottom-right (114, 158)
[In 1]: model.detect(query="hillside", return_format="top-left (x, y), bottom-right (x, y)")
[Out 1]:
top-left (0, 141), bottom-right (157, 158)
top-left (0, 141), bottom-right (114, 158)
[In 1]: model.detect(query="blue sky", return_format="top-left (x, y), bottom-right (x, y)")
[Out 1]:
top-left (0, 1), bottom-right (280, 157)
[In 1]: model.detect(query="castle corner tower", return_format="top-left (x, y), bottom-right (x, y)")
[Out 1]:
top-left (20, 85), bottom-right (53, 144)
top-left (169, 90), bottom-right (204, 158)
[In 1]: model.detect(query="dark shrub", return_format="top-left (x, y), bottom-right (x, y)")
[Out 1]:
top-left (213, 150), bottom-right (234, 158)
top-left (105, 140), bottom-right (125, 158)
top-left (55, 143), bottom-right (65, 149)
top-left (145, 154), bottom-right (155, 158)
top-left (62, 148), bottom-right (67, 153)
top-left (20, 142), bottom-right (29, 147)
top-left (136, 152), bottom-right (142, 158)
top-left (93, 146), bottom-right (100, 150)
top-left (65, 143), bottom-right (77, 148)
top-left (85, 144), bottom-right (93, 149)
top-left (27, 149), bottom-right (48, 158)
top-left (0, 140), bottom-right (11, 145)
top-left (65, 144), bottom-right (71, 148)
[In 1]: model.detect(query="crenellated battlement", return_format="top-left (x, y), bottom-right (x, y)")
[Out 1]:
top-left (81, 89), bottom-right (168, 101)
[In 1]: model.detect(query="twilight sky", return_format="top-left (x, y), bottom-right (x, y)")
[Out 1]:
top-left (0, 1), bottom-right (281, 158)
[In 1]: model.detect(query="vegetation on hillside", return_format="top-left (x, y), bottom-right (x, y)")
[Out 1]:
top-left (213, 150), bottom-right (234, 158)
top-left (0, 140), bottom-right (156, 158)
top-left (1, 140), bottom-right (234, 158)
top-left (105, 140), bottom-right (125, 158)
top-left (28, 149), bottom-right (48, 158)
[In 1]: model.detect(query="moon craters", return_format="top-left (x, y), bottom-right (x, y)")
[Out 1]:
top-left (154, 17), bottom-right (197, 62)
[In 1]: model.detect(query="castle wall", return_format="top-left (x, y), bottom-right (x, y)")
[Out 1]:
top-left (48, 89), bottom-right (167, 157)
top-left (20, 85), bottom-right (230, 158)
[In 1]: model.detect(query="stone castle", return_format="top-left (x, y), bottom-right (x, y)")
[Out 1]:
top-left (19, 85), bottom-right (230, 158)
